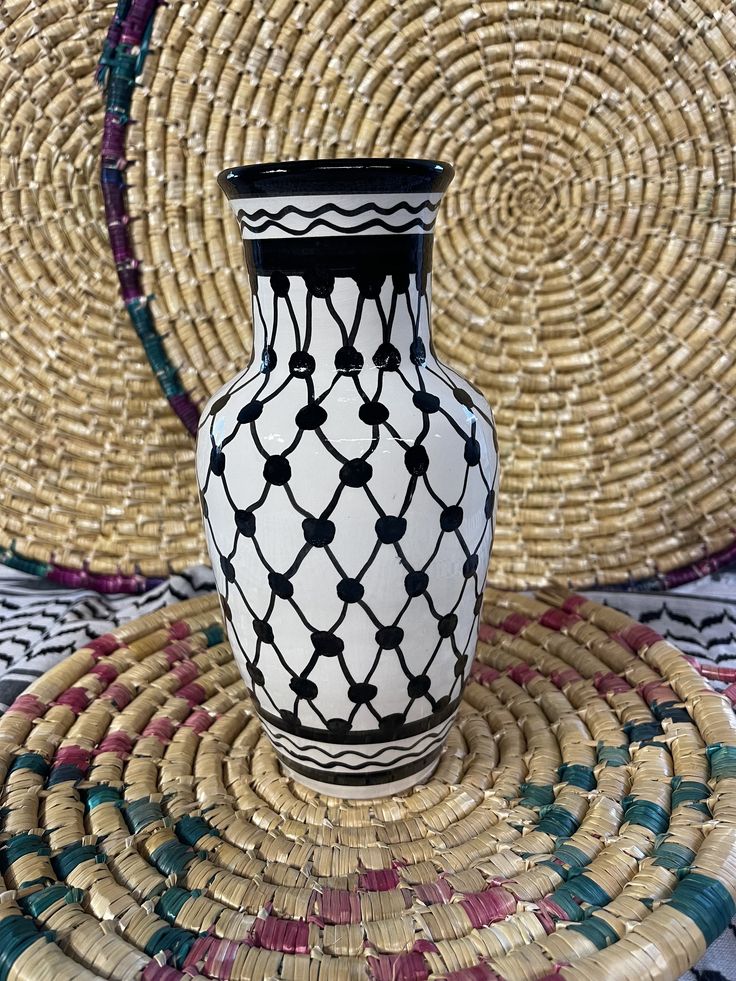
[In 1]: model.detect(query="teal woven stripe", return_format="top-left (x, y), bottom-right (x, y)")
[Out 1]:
top-left (553, 842), bottom-right (591, 870)
top-left (652, 841), bottom-right (697, 871)
top-left (144, 926), bottom-right (196, 968)
top-left (669, 872), bottom-right (736, 946)
top-left (622, 797), bottom-right (670, 834)
top-left (203, 623), bottom-right (224, 646)
top-left (558, 764), bottom-right (596, 790)
top-left (127, 301), bottom-right (186, 399)
top-left (553, 874), bottom-right (610, 909)
top-left (1, 834), bottom-right (49, 873)
top-left (155, 886), bottom-right (198, 923)
top-left (9, 753), bottom-right (48, 776)
top-left (125, 797), bottom-right (165, 832)
top-left (0, 915), bottom-right (50, 981)
top-left (0, 550), bottom-right (49, 578)
top-left (707, 744), bottom-right (736, 781)
top-left (150, 840), bottom-right (197, 877)
top-left (21, 885), bottom-right (83, 918)
top-left (625, 721), bottom-right (664, 743)
top-left (177, 815), bottom-right (219, 847)
top-left (86, 786), bottom-right (123, 809)
top-left (53, 843), bottom-right (104, 879)
top-left (597, 745), bottom-right (629, 767)
top-left (537, 805), bottom-right (580, 837)
top-left (671, 778), bottom-right (711, 813)
top-left (568, 915), bottom-right (619, 949)
top-left (545, 890), bottom-right (586, 921)
top-left (519, 782), bottom-right (555, 807)
top-left (651, 701), bottom-right (690, 723)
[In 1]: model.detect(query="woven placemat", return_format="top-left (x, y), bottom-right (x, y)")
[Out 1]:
top-left (1, 591), bottom-right (735, 980)
top-left (0, 0), bottom-right (208, 589)
top-left (100, 0), bottom-right (736, 588)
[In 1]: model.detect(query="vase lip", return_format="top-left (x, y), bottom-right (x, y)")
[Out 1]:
top-left (218, 157), bottom-right (454, 199)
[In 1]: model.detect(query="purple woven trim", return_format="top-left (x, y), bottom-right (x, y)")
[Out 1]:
top-left (661, 537), bottom-right (736, 589)
top-left (47, 563), bottom-right (164, 594)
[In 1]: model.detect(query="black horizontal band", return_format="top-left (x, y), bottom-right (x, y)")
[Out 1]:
top-left (257, 693), bottom-right (461, 744)
top-left (243, 233), bottom-right (434, 278)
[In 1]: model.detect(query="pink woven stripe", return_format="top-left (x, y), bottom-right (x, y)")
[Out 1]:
top-left (610, 631), bottom-right (634, 653)
top-left (550, 668), bottom-right (582, 688)
top-left (413, 880), bottom-right (454, 905)
top-left (182, 710), bottom-right (214, 732)
top-left (594, 672), bottom-right (631, 695)
top-left (315, 888), bottom-right (361, 924)
top-left (620, 624), bottom-right (663, 650)
top-left (539, 608), bottom-right (581, 631)
top-left (142, 718), bottom-right (176, 741)
top-left (96, 731), bottom-right (133, 756)
top-left (171, 661), bottom-right (199, 685)
top-left (252, 916), bottom-right (310, 954)
top-left (507, 663), bottom-right (540, 686)
top-left (8, 693), bottom-right (46, 718)
top-left (168, 621), bottom-right (191, 640)
top-left (90, 662), bottom-right (118, 684)
top-left (368, 952), bottom-right (429, 981)
top-left (54, 746), bottom-right (91, 768)
top-left (87, 634), bottom-right (121, 657)
top-left (177, 682), bottom-right (207, 707)
top-left (103, 683), bottom-right (133, 709)
top-left (500, 612), bottom-right (530, 635)
top-left (142, 964), bottom-right (185, 980)
top-left (478, 623), bottom-right (497, 642)
top-left (458, 888), bottom-right (516, 928)
top-left (638, 680), bottom-right (677, 705)
top-left (537, 898), bottom-right (571, 920)
top-left (163, 640), bottom-right (193, 663)
top-left (359, 868), bottom-right (400, 891)
top-left (55, 687), bottom-right (90, 714)
top-left (444, 965), bottom-right (503, 981)
top-left (471, 663), bottom-right (500, 685)
top-left (561, 594), bottom-right (587, 613)
top-left (724, 683), bottom-right (736, 705)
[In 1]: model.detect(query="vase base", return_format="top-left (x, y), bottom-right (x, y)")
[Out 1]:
top-left (281, 758), bottom-right (440, 800)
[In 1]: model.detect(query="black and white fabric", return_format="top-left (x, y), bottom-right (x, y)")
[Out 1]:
top-left (0, 563), bottom-right (733, 979)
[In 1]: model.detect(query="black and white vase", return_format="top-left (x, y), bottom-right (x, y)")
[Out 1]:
top-left (196, 159), bottom-right (499, 798)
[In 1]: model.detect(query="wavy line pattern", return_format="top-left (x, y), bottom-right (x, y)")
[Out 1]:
top-left (265, 720), bottom-right (452, 771)
top-left (238, 214), bottom-right (438, 237)
top-left (237, 199), bottom-right (442, 223)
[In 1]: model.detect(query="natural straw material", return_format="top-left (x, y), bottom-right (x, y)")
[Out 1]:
top-left (116, 0), bottom-right (736, 587)
top-left (0, 0), bottom-right (208, 584)
top-left (1, 591), bottom-right (735, 980)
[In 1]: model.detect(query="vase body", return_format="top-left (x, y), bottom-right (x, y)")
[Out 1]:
top-left (196, 159), bottom-right (499, 798)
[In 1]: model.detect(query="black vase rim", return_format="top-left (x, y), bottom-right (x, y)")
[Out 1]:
top-left (218, 157), bottom-right (454, 198)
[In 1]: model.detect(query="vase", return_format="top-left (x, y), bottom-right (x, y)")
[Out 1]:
top-left (196, 158), bottom-right (499, 798)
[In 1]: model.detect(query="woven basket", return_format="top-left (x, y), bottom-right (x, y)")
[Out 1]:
top-left (105, 0), bottom-right (736, 589)
top-left (0, 590), bottom-right (735, 980)
top-left (0, 0), bottom-right (209, 589)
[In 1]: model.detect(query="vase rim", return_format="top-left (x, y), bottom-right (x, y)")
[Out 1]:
top-left (218, 157), bottom-right (454, 199)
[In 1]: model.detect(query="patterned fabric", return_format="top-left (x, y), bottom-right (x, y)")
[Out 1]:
top-left (0, 563), bottom-right (733, 979)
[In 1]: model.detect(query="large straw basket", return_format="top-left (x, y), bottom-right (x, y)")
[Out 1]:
top-left (104, 0), bottom-right (736, 589)
top-left (0, 590), bottom-right (735, 979)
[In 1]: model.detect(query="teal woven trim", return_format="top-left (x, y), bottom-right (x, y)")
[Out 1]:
top-left (597, 744), bottom-right (630, 767)
top-left (21, 885), bottom-right (83, 918)
top-left (558, 764), bottom-right (596, 791)
top-left (0, 914), bottom-right (50, 981)
top-left (127, 300), bottom-right (186, 400)
top-left (155, 886), bottom-right (200, 922)
top-left (125, 797), bottom-right (165, 832)
top-left (176, 815), bottom-right (219, 847)
top-left (707, 744), bottom-right (736, 781)
top-left (552, 874), bottom-right (610, 910)
top-left (144, 925), bottom-right (196, 968)
top-left (552, 842), bottom-right (591, 870)
top-left (9, 753), bottom-right (49, 777)
top-left (53, 843), bottom-right (105, 879)
top-left (568, 915), bottom-right (620, 949)
top-left (203, 624), bottom-right (225, 646)
top-left (621, 796), bottom-right (670, 834)
top-left (669, 871), bottom-right (736, 946)
top-left (1, 834), bottom-right (49, 874)
top-left (625, 721), bottom-right (664, 743)
top-left (150, 839), bottom-right (197, 877)
top-left (519, 782), bottom-right (555, 807)
top-left (671, 778), bottom-right (711, 814)
top-left (86, 785), bottom-right (123, 809)
top-left (650, 700), bottom-right (690, 723)
top-left (537, 805), bottom-right (580, 837)
top-left (652, 841), bottom-right (697, 871)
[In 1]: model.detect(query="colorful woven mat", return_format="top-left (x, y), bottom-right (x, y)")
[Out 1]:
top-left (99, 0), bottom-right (736, 589)
top-left (1, 590), bottom-right (735, 980)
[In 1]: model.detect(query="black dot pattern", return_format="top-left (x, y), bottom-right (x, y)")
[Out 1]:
top-left (197, 269), bottom-right (498, 747)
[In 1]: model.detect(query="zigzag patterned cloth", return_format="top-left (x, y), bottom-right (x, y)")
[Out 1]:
top-left (0, 564), bottom-right (733, 981)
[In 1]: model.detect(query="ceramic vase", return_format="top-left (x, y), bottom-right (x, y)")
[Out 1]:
top-left (196, 158), bottom-right (499, 798)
